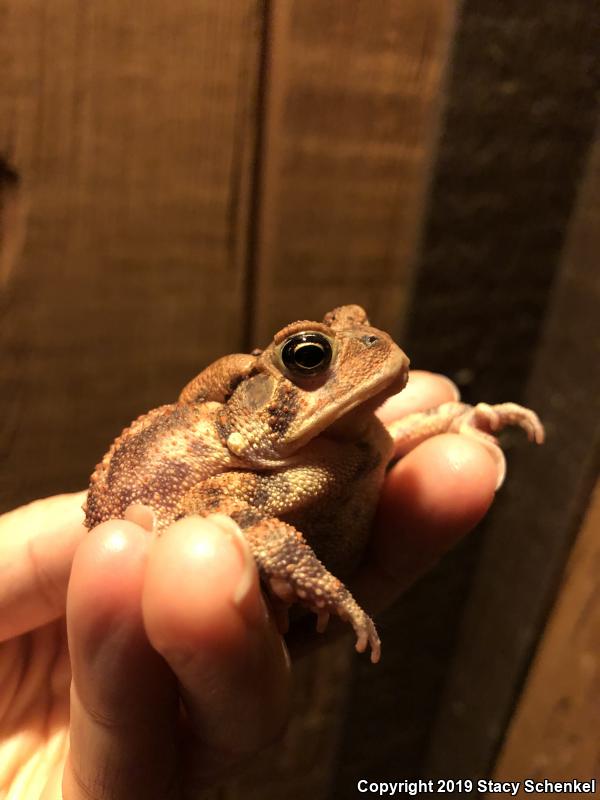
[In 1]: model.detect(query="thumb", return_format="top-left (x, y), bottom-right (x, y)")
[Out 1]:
top-left (0, 492), bottom-right (87, 640)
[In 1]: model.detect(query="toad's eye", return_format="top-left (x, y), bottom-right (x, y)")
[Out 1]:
top-left (280, 332), bottom-right (333, 376)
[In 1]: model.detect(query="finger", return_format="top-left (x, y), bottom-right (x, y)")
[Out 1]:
top-left (376, 370), bottom-right (460, 424)
top-left (355, 433), bottom-right (498, 611)
top-left (63, 520), bottom-right (179, 800)
top-left (0, 492), bottom-right (87, 640)
top-left (142, 515), bottom-right (290, 783)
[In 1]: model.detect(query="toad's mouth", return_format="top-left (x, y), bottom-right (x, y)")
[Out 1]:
top-left (327, 368), bottom-right (409, 437)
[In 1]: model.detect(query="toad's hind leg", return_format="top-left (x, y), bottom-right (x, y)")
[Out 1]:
top-left (231, 511), bottom-right (381, 663)
top-left (386, 401), bottom-right (544, 484)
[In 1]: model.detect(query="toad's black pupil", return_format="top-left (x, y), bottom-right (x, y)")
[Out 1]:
top-left (281, 333), bottom-right (332, 375)
top-left (295, 342), bottom-right (323, 369)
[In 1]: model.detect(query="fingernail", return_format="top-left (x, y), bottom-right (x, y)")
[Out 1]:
top-left (206, 514), bottom-right (265, 627)
top-left (477, 442), bottom-right (507, 492)
top-left (124, 504), bottom-right (156, 532)
top-left (494, 448), bottom-right (507, 491)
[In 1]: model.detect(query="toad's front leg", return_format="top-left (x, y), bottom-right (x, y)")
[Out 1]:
top-left (236, 513), bottom-right (381, 663)
top-left (183, 479), bottom-right (380, 662)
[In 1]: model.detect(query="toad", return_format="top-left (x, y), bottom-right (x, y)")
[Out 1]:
top-left (84, 305), bottom-right (544, 662)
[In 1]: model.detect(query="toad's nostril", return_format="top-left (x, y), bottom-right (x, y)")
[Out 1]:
top-left (361, 334), bottom-right (379, 347)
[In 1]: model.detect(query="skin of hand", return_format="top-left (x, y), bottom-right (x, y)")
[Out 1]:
top-left (0, 372), bottom-right (500, 800)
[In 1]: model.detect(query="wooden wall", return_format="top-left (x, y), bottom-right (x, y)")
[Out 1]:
top-left (1, 2), bottom-right (598, 797)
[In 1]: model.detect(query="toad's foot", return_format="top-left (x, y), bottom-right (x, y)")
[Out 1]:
top-left (235, 514), bottom-right (381, 663)
top-left (456, 402), bottom-right (545, 444)
top-left (387, 400), bottom-right (544, 482)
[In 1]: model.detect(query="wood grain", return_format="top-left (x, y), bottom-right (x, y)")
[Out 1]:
top-left (0, 0), bottom-right (263, 508)
top-left (0, 157), bottom-right (26, 289)
top-left (407, 2), bottom-right (599, 403)
top-left (251, 0), bottom-right (457, 342)
top-left (493, 479), bottom-right (600, 786)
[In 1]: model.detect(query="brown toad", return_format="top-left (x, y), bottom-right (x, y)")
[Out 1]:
top-left (84, 305), bottom-right (544, 662)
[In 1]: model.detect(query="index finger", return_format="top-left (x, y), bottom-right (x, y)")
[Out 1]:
top-left (142, 515), bottom-right (290, 784)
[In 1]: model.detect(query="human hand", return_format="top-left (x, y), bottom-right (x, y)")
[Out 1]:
top-left (0, 372), bottom-right (499, 798)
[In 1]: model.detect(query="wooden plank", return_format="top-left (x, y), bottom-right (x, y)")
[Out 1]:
top-left (407, 2), bottom-right (599, 403)
top-left (493, 479), bottom-right (600, 786)
top-left (0, 0), bottom-right (263, 509)
top-left (423, 114), bottom-right (600, 782)
top-left (251, 0), bottom-right (457, 341)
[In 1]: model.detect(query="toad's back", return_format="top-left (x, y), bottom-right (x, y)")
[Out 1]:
top-left (84, 400), bottom-right (234, 529)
